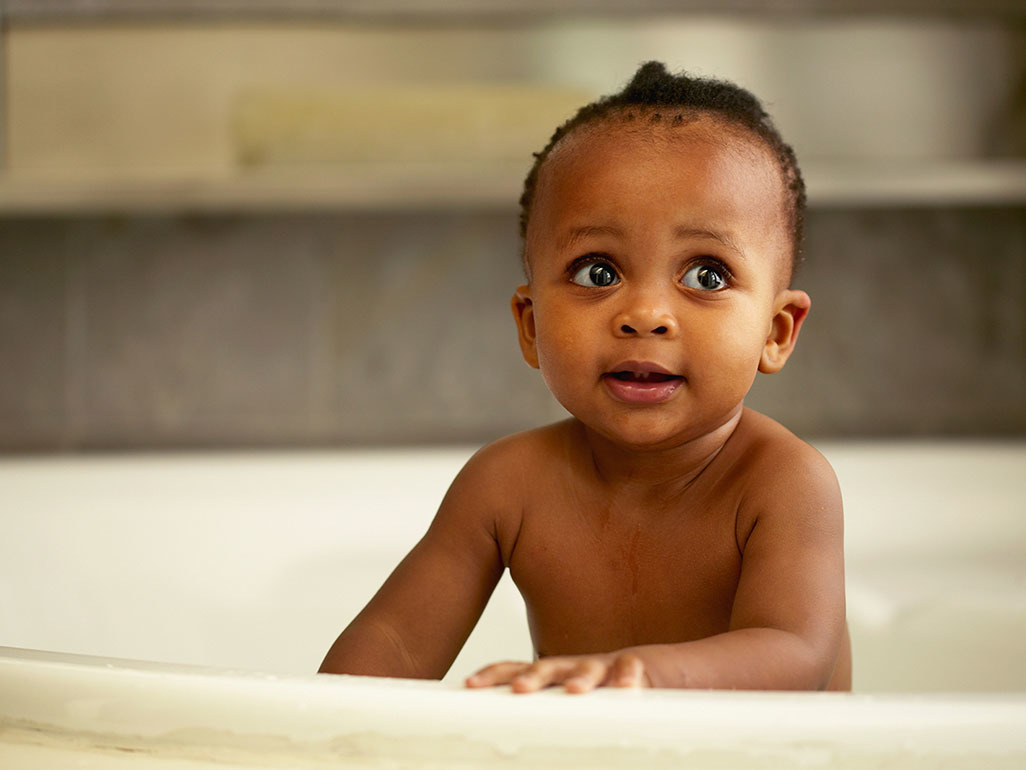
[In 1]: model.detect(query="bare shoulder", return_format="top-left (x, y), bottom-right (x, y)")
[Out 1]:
top-left (731, 408), bottom-right (838, 487)
top-left (455, 420), bottom-right (569, 493)
top-left (440, 421), bottom-right (572, 562)
top-left (730, 409), bottom-right (842, 537)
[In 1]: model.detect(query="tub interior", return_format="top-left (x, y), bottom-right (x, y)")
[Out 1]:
top-left (2, 441), bottom-right (1025, 693)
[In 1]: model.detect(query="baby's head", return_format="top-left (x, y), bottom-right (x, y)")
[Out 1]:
top-left (511, 63), bottom-right (812, 446)
top-left (519, 61), bottom-right (805, 288)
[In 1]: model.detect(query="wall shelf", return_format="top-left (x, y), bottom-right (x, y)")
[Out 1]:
top-left (1, 160), bottom-right (1024, 216)
top-left (803, 159), bottom-right (1026, 208)
top-left (0, 163), bottom-right (522, 216)
top-left (5, 0), bottom-right (1026, 21)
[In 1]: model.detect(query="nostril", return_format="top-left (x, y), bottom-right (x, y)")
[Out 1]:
top-left (621, 324), bottom-right (637, 334)
top-left (653, 326), bottom-right (667, 335)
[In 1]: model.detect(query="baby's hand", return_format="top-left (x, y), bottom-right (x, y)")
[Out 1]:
top-left (465, 652), bottom-right (648, 694)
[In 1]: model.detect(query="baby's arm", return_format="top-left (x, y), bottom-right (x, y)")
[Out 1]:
top-left (467, 442), bottom-right (846, 692)
top-left (319, 445), bottom-right (511, 679)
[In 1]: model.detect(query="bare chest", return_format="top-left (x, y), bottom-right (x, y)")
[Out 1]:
top-left (507, 493), bottom-right (743, 656)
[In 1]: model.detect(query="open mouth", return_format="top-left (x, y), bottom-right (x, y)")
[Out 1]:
top-left (607, 370), bottom-right (682, 383)
top-left (602, 365), bottom-right (684, 404)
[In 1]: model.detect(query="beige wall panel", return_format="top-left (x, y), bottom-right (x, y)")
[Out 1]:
top-left (5, 18), bottom-right (1018, 182)
top-left (5, 23), bottom-right (558, 178)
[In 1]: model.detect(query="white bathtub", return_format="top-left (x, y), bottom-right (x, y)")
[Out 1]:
top-left (2, 442), bottom-right (1025, 767)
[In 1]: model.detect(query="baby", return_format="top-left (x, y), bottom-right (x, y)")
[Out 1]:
top-left (320, 61), bottom-right (850, 693)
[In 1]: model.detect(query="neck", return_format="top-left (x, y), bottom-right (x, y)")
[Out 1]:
top-left (574, 407), bottom-right (744, 495)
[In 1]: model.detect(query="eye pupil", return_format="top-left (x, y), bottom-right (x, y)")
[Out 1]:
top-left (589, 264), bottom-right (616, 287)
top-left (696, 266), bottom-right (722, 289)
top-left (570, 260), bottom-right (619, 287)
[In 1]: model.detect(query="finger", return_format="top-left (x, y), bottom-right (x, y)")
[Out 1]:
top-left (510, 659), bottom-right (574, 694)
top-left (465, 661), bottom-right (532, 688)
top-left (609, 653), bottom-right (647, 688)
top-left (563, 658), bottom-right (609, 694)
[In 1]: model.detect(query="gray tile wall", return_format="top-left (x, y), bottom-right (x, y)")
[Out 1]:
top-left (1, 207), bottom-right (1024, 451)
top-left (751, 208), bottom-right (1026, 436)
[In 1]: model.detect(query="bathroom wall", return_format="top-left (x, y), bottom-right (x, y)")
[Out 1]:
top-left (1, 9), bottom-right (1024, 451)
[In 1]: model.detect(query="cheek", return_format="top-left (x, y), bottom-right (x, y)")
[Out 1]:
top-left (698, 309), bottom-right (768, 371)
top-left (532, 303), bottom-right (587, 360)
top-left (535, 328), bottom-right (586, 374)
top-left (532, 309), bottom-right (598, 402)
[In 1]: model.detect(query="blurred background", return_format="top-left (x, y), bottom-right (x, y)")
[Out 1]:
top-left (1, 0), bottom-right (1024, 452)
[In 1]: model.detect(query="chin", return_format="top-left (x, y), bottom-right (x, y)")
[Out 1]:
top-left (586, 403), bottom-right (746, 451)
top-left (591, 415), bottom-right (697, 451)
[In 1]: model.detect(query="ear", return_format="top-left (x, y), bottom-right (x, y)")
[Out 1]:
top-left (511, 284), bottom-right (540, 369)
top-left (759, 289), bottom-right (811, 374)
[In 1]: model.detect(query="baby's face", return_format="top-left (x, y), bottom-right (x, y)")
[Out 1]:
top-left (513, 116), bottom-right (803, 448)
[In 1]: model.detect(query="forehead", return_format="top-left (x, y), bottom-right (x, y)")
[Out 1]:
top-left (527, 117), bottom-right (791, 279)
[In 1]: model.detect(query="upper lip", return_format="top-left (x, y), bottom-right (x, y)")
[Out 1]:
top-left (603, 361), bottom-right (682, 378)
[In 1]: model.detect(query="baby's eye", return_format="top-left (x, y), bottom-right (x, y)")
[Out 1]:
top-left (571, 261), bottom-right (620, 288)
top-left (682, 263), bottom-right (729, 291)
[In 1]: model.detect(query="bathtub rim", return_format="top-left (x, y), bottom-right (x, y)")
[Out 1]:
top-left (2, 646), bottom-right (1025, 768)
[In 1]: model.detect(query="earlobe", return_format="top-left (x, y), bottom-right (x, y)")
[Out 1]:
top-left (759, 289), bottom-right (811, 374)
top-left (511, 284), bottom-right (540, 369)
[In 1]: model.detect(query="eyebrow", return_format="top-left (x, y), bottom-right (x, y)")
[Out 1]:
top-left (674, 227), bottom-right (748, 261)
top-left (560, 225), bottom-right (622, 252)
top-left (561, 224), bottom-right (747, 261)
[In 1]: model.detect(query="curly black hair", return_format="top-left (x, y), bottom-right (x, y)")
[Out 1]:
top-left (519, 61), bottom-right (806, 280)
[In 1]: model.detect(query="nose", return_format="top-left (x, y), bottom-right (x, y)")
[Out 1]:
top-left (613, 301), bottom-right (679, 338)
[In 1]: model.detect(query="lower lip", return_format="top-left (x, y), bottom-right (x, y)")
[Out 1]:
top-left (603, 376), bottom-right (683, 404)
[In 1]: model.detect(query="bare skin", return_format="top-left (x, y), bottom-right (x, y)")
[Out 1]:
top-left (320, 115), bottom-right (850, 693)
